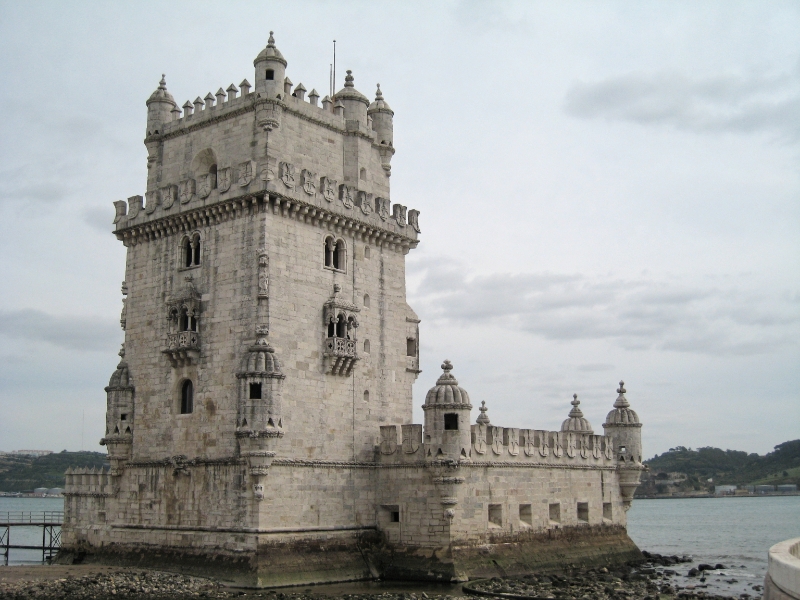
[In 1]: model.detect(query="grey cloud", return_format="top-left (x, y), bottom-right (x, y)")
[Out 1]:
top-left (0, 310), bottom-right (120, 352)
top-left (82, 207), bottom-right (115, 233)
top-left (410, 261), bottom-right (800, 356)
top-left (577, 364), bottom-right (615, 372)
top-left (564, 66), bottom-right (800, 140)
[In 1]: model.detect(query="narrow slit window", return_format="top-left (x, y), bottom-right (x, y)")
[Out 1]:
top-left (363, 339), bottom-right (370, 353)
top-left (181, 380), bottom-right (194, 414)
top-left (577, 502), bottom-right (589, 523)
top-left (549, 503), bottom-right (561, 523)
top-left (406, 338), bottom-right (416, 357)
top-left (519, 504), bottom-right (532, 526)
top-left (488, 504), bottom-right (502, 527)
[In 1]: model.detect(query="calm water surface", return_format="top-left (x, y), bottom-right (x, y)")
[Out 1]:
top-left (2, 495), bottom-right (798, 596)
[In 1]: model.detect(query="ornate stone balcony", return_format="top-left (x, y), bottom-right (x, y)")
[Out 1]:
top-left (163, 331), bottom-right (200, 367)
top-left (324, 336), bottom-right (358, 376)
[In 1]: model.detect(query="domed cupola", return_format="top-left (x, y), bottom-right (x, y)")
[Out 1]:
top-left (425, 360), bottom-right (470, 407)
top-left (102, 344), bottom-right (135, 460)
top-left (107, 349), bottom-right (134, 390)
top-left (145, 75), bottom-right (177, 136)
top-left (254, 31), bottom-right (288, 97)
top-left (335, 70), bottom-right (369, 124)
top-left (423, 360), bottom-right (473, 461)
top-left (604, 381), bottom-right (640, 426)
top-left (561, 394), bottom-right (593, 434)
top-left (368, 84), bottom-right (394, 146)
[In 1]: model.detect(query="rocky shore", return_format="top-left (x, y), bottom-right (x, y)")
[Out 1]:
top-left (0, 552), bottom-right (766, 600)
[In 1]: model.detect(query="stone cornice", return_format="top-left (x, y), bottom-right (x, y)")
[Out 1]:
top-left (115, 191), bottom-right (419, 253)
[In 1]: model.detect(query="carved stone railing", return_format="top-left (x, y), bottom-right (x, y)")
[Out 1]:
top-left (324, 337), bottom-right (358, 376)
top-left (163, 331), bottom-right (200, 367)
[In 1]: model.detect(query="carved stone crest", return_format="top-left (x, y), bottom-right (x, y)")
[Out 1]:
top-left (393, 204), bottom-right (407, 227)
top-left (260, 165), bottom-right (275, 189)
top-left (580, 435), bottom-right (590, 459)
top-left (408, 209), bottom-right (421, 233)
top-left (175, 182), bottom-right (191, 208)
top-left (197, 173), bottom-right (215, 199)
top-left (593, 435), bottom-right (602, 459)
top-left (321, 177), bottom-right (337, 202)
top-left (523, 430), bottom-right (536, 456)
top-left (473, 424), bottom-right (487, 455)
top-left (604, 436), bottom-right (614, 460)
top-left (357, 191), bottom-right (373, 216)
top-left (238, 161), bottom-right (254, 187)
top-left (160, 185), bottom-right (176, 210)
top-left (506, 428), bottom-right (520, 456)
top-left (376, 197), bottom-right (390, 221)
top-left (339, 185), bottom-right (355, 209)
top-left (280, 162), bottom-right (296, 188)
top-left (402, 424), bottom-right (421, 454)
top-left (145, 190), bottom-right (159, 214)
top-left (490, 426), bottom-right (503, 456)
top-left (179, 179), bottom-right (195, 205)
top-left (536, 430), bottom-right (550, 457)
top-left (301, 169), bottom-right (317, 195)
top-left (253, 483), bottom-right (264, 500)
top-left (380, 426), bottom-right (397, 455)
top-left (217, 167), bottom-right (232, 192)
top-left (565, 432), bottom-right (576, 458)
top-left (551, 432), bottom-right (563, 458)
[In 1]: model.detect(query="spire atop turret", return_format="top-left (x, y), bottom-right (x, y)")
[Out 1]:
top-left (614, 381), bottom-right (630, 408)
top-left (268, 30), bottom-right (276, 47)
top-left (568, 394), bottom-right (584, 418)
top-left (344, 70), bottom-right (354, 88)
top-left (476, 400), bottom-right (490, 425)
top-left (561, 393), bottom-right (593, 434)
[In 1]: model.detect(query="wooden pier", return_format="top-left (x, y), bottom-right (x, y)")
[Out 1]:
top-left (0, 511), bottom-right (63, 565)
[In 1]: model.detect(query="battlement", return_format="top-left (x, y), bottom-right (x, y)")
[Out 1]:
top-left (64, 466), bottom-right (115, 497)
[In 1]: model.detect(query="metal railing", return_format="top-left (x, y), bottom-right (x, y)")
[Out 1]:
top-left (1, 512), bottom-right (63, 565)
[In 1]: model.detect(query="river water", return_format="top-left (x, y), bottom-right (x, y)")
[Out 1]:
top-left (2, 495), bottom-right (799, 595)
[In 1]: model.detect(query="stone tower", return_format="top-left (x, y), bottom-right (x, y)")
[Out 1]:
top-left (603, 381), bottom-right (645, 508)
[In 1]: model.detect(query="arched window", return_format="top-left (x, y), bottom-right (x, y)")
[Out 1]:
top-left (181, 380), bottom-right (194, 414)
top-left (324, 237), bottom-right (346, 272)
top-left (334, 240), bottom-right (345, 270)
top-left (363, 339), bottom-right (370, 353)
top-left (324, 236), bottom-right (334, 268)
top-left (327, 319), bottom-right (336, 338)
top-left (181, 234), bottom-right (201, 268)
top-left (363, 390), bottom-right (369, 402)
top-left (209, 164), bottom-right (217, 188)
top-left (183, 237), bottom-right (193, 268)
top-left (363, 294), bottom-right (370, 308)
top-left (192, 233), bottom-right (201, 266)
top-left (336, 315), bottom-right (347, 338)
top-left (364, 246), bottom-right (371, 259)
top-left (179, 307), bottom-right (197, 332)
top-left (359, 167), bottom-right (366, 181)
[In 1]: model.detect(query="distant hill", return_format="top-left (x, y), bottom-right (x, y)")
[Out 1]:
top-left (639, 439), bottom-right (800, 494)
top-left (0, 450), bottom-right (108, 492)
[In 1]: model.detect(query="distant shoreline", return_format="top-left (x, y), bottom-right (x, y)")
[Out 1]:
top-left (635, 492), bottom-right (800, 499)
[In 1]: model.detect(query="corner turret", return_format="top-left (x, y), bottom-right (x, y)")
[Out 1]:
top-left (561, 394), bottom-right (593, 434)
top-left (603, 381), bottom-right (644, 509)
top-left (145, 75), bottom-right (177, 136)
top-left (423, 360), bottom-right (472, 461)
top-left (254, 31), bottom-right (287, 98)
top-left (368, 84), bottom-right (394, 146)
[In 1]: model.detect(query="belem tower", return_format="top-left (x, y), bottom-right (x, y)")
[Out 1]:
top-left (61, 33), bottom-right (646, 586)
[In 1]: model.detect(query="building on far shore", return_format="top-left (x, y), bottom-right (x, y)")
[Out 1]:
top-left (61, 33), bottom-right (646, 587)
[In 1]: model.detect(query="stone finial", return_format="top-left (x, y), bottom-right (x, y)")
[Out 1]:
top-left (477, 400), bottom-right (490, 425)
top-left (294, 82), bottom-right (306, 101)
top-left (375, 84), bottom-right (383, 100)
top-left (268, 30), bottom-right (276, 47)
top-left (308, 88), bottom-right (320, 106)
top-left (182, 100), bottom-right (193, 116)
top-left (614, 380), bottom-right (630, 409)
top-left (283, 77), bottom-right (293, 96)
top-left (334, 99), bottom-right (344, 116)
top-left (344, 70), bottom-right (354, 88)
top-left (569, 394), bottom-right (584, 418)
top-left (240, 79), bottom-right (251, 95)
top-left (322, 95), bottom-right (332, 111)
top-left (216, 88), bottom-right (226, 105)
top-left (193, 97), bottom-right (204, 112)
top-left (204, 92), bottom-right (215, 109)
top-left (118, 343), bottom-right (126, 358)
top-left (226, 83), bottom-right (238, 100)
top-left (158, 74), bottom-right (167, 90)
top-left (171, 106), bottom-right (181, 120)
top-left (441, 359), bottom-right (453, 373)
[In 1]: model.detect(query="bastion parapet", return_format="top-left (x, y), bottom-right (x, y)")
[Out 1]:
top-left (61, 33), bottom-right (645, 586)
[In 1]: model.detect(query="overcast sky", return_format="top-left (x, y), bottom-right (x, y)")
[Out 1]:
top-left (0, 1), bottom-right (797, 457)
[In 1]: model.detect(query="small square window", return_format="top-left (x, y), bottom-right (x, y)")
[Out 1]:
top-left (603, 502), bottom-right (612, 520)
top-left (549, 503), bottom-right (561, 524)
top-left (444, 413), bottom-right (458, 430)
top-left (577, 502), bottom-right (589, 523)
top-left (249, 383), bottom-right (262, 400)
top-left (120, 414), bottom-right (127, 421)
top-left (488, 504), bottom-right (502, 527)
top-left (391, 511), bottom-right (400, 523)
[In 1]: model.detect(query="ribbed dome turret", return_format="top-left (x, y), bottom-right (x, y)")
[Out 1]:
top-left (254, 31), bottom-right (287, 67)
top-left (604, 381), bottom-right (640, 425)
top-left (561, 394), bottom-right (593, 434)
top-left (107, 346), bottom-right (133, 389)
top-left (425, 360), bottom-right (471, 406)
top-left (240, 335), bottom-right (284, 376)
top-left (146, 75), bottom-right (176, 108)
top-left (367, 84), bottom-right (393, 115)
top-left (335, 70), bottom-right (369, 106)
